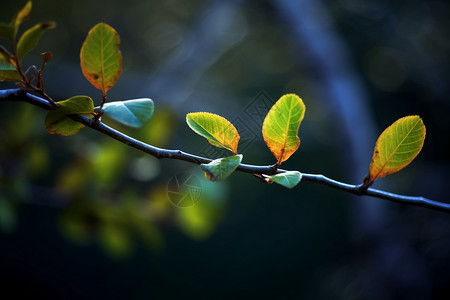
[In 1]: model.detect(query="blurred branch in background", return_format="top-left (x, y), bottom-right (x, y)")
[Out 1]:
top-left (273, 0), bottom-right (380, 233)
top-left (273, 1), bottom-right (447, 299)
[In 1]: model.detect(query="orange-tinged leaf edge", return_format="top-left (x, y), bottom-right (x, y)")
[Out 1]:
top-left (80, 23), bottom-right (122, 94)
top-left (186, 112), bottom-right (240, 154)
top-left (263, 134), bottom-right (300, 165)
top-left (262, 94), bottom-right (305, 165)
top-left (368, 115), bottom-right (426, 183)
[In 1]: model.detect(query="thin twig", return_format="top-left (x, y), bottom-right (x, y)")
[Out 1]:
top-left (1, 88), bottom-right (449, 213)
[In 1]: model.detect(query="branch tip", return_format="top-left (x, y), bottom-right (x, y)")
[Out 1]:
top-left (0, 89), bottom-right (448, 214)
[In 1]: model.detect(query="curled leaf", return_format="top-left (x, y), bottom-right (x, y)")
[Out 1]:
top-left (16, 22), bottom-right (56, 62)
top-left (368, 115), bottom-right (426, 184)
top-left (186, 112), bottom-right (240, 154)
top-left (262, 94), bottom-right (305, 165)
top-left (264, 171), bottom-right (302, 189)
top-left (102, 98), bottom-right (154, 128)
top-left (45, 96), bottom-right (94, 136)
top-left (80, 23), bottom-right (122, 95)
top-left (201, 154), bottom-right (243, 182)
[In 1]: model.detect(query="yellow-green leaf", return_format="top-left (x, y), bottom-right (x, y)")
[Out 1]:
top-left (12, 1), bottom-right (32, 27)
top-left (45, 96), bottom-right (94, 136)
top-left (186, 112), bottom-right (240, 154)
top-left (265, 171), bottom-right (302, 189)
top-left (80, 23), bottom-right (122, 95)
top-left (16, 22), bottom-right (55, 62)
top-left (0, 61), bottom-right (21, 81)
top-left (201, 154), bottom-right (242, 182)
top-left (368, 115), bottom-right (426, 183)
top-left (262, 94), bottom-right (305, 165)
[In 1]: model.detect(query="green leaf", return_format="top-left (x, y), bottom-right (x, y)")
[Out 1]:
top-left (16, 22), bottom-right (55, 62)
top-left (80, 23), bottom-right (122, 94)
top-left (201, 154), bottom-right (242, 182)
top-left (368, 115), bottom-right (426, 184)
top-left (186, 112), bottom-right (240, 154)
top-left (262, 94), bottom-right (306, 165)
top-left (0, 45), bottom-right (13, 64)
top-left (12, 1), bottom-right (32, 27)
top-left (265, 171), bottom-right (302, 189)
top-left (45, 96), bottom-right (94, 136)
top-left (0, 61), bottom-right (21, 81)
top-left (0, 22), bottom-right (15, 41)
top-left (102, 98), bottom-right (154, 128)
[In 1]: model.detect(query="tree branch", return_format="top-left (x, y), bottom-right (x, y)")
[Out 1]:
top-left (1, 88), bottom-right (449, 213)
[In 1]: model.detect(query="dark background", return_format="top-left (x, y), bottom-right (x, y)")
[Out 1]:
top-left (1, 0), bottom-right (450, 299)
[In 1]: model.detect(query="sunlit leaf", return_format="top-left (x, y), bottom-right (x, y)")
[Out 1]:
top-left (80, 23), bottom-right (122, 94)
top-left (265, 171), bottom-right (302, 189)
top-left (102, 98), bottom-right (154, 128)
top-left (16, 22), bottom-right (55, 62)
top-left (368, 116), bottom-right (426, 183)
top-left (0, 61), bottom-right (21, 81)
top-left (12, 1), bottom-right (32, 27)
top-left (0, 23), bottom-right (15, 41)
top-left (201, 154), bottom-right (242, 182)
top-left (45, 96), bottom-right (94, 136)
top-left (186, 112), bottom-right (240, 154)
top-left (262, 94), bottom-right (305, 165)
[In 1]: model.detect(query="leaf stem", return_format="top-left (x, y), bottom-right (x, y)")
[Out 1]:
top-left (100, 93), bottom-right (107, 109)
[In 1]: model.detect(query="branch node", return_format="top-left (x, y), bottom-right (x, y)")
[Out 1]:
top-left (357, 184), bottom-right (368, 195)
top-left (268, 163), bottom-right (278, 175)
